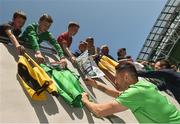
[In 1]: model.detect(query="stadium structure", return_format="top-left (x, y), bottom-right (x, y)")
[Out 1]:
top-left (137, 0), bottom-right (180, 65)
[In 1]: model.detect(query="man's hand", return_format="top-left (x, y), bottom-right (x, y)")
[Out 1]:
top-left (50, 58), bottom-right (67, 69)
top-left (59, 58), bottom-right (67, 68)
top-left (35, 52), bottom-right (45, 63)
top-left (84, 78), bottom-right (98, 88)
top-left (81, 92), bottom-right (89, 103)
top-left (70, 56), bottom-right (77, 64)
top-left (16, 45), bottom-right (25, 55)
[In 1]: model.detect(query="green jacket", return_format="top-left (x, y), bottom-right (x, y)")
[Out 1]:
top-left (40, 64), bottom-right (84, 107)
top-left (20, 23), bottom-right (64, 58)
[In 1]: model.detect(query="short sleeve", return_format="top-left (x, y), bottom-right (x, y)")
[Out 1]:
top-left (57, 32), bottom-right (72, 47)
top-left (57, 35), bottom-right (67, 46)
top-left (115, 87), bottom-right (143, 112)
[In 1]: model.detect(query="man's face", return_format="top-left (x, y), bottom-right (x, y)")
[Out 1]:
top-left (79, 43), bottom-right (87, 52)
top-left (101, 47), bottom-right (109, 55)
top-left (13, 17), bottom-right (26, 29)
top-left (119, 49), bottom-right (126, 57)
top-left (38, 20), bottom-right (51, 33)
top-left (68, 26), bottom-right (79, 36)
top-left (115, 72), bottom-right (127, 91)
top-left (154, 61), bottom-right (161, 71)
top-left (87, 40), bottom-right (94, 48)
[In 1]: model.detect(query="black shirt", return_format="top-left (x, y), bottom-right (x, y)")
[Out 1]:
top-left (138, 69), bottom-right (180, 104)
top-left (0, 21), bottom-right (21, 38)
top-left (118, 56), bottom-right (125, 61)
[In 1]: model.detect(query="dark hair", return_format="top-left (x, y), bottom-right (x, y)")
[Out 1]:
top-left (13, 10), bottom-right (27, 20)
top-left (126, 56), bottom-right (132, 59)
top-left (39, 13), bottom-right (53, 23)
top-left (157, 59), bottom-right (171, 69)
top-left (85, 37), bottom-right (94, 45)
top-left (117, 48), bottom-right (126, 56)
top-left (79, 41), bottom-right (87, 45)
top-left (68, 21), bottom-right (80, 28)
top-left (86, 37), bottom-right (94, 41)
top-left (115, 62), bottom-right (138, 80)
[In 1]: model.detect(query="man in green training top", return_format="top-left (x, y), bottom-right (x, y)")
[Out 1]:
top-left (82, 62), bottom-right (180, 123)
top-left (20, 13), bottom-right (66, 67)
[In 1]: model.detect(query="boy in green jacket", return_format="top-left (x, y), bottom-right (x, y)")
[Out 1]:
top-left (20, 13), bottom-right (66, 67)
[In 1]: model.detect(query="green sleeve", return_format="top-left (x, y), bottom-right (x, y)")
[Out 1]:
top-left (47, 32), bottom-right (64, 58)
top-left (115, 87), bottom-right (142, 112)
top-left (24, 24), bottom-right (40, 51)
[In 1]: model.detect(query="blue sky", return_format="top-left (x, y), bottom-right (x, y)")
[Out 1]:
top-left (0, 0), bottom-right (166, 60)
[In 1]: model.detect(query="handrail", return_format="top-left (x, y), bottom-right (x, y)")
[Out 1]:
top-left (0, 36), bottom-right (57, 54)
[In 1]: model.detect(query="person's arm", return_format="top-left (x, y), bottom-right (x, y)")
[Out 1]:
top-left (82, 93), bottom-right (128, 117)
top-left (57, 34), bottom-right (76, 63)
top-left (47, 33), bottom-right (68, 67)
top-left (85, 78), bottom-right (120, 98)
top-left (5, 29), bottom-right (20, 47)
top-left (62, 43), bottom-right (76, 62)
top-left (137, 70), bottom-right (166, 79)
top-left (48, 33), bottom-right (65, 59)
top-left (5, 29), bottom-right (25, 54)
top-left (24, 25), bottom-right (40, 52)
top-left (24, 25), bottom-right (44, 62)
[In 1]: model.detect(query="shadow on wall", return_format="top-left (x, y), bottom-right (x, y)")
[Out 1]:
top-left (3, 43), bottom-right (19, 62)
top-left (16, 73), bottom-right (96, 123)
top-left (16, 74), bottom-right (59, 123)
top-left (3, 43), bottom-right (37, 62)
top-left (56, 96), bottom-right (96, 123)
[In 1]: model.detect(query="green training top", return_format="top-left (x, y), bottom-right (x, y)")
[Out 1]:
top-left (20, 23), bottom-right (64, 58)
top-left (116, 79), bottom-right (180, 123)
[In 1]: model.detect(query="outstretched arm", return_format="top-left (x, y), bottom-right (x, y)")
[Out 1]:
top-left (5, 29), bottom-right (25, 54)
top-left (62, 43), bottom-right (76, 63)
top-left (85, 78), bottom-right (120, 98)
top-left (82, 93), bottom-right (128, 117)
top-left (5, 29), bottom-right (20, 48)
top-left (138, 70), bottom-right (167, 79)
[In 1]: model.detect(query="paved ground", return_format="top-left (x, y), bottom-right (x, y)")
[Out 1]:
top-left (0, 43), bottom-right (179, 123)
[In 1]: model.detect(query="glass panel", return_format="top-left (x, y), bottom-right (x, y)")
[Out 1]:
top-left (164, 7), bottom-right (170, 12)
top-left (157, 28), bottom-right (164, 34)
top-left (152, 27), bottom-right (158, 33)
top-left (142, 47), bottom-right (148, 53)
top-left (153, 35), bottom-right (160, 41)
top-left (160, 21), bottom-right (167, 27)
top-left (139, 54), bottom-right (144, 59)
top-left (149, 34), bottom-right (155, 40)
top-left (168, 0), bottom-right (175, 6)
top-left (147, 48), bottom-right (152, 54)
top-left (173, 0), bottom-right (179, 6)
top-left (156, 21), bottom-right (162, 26)
top-left (160, 14), bottom-right (166, 20)
top-left (144, 54), bottom-right (149, 60)
top-left (164, 14), bottom-right (171, 20)
top-left (169, 7), bottom-right (175, 13)
top-left (150, 41), bottom-right (156, 47)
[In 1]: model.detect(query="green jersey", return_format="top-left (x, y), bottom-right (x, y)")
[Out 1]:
top-left (20, 23), bottom-right (64, 58)
top-left (116, 80), bottom-right (180, 123)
